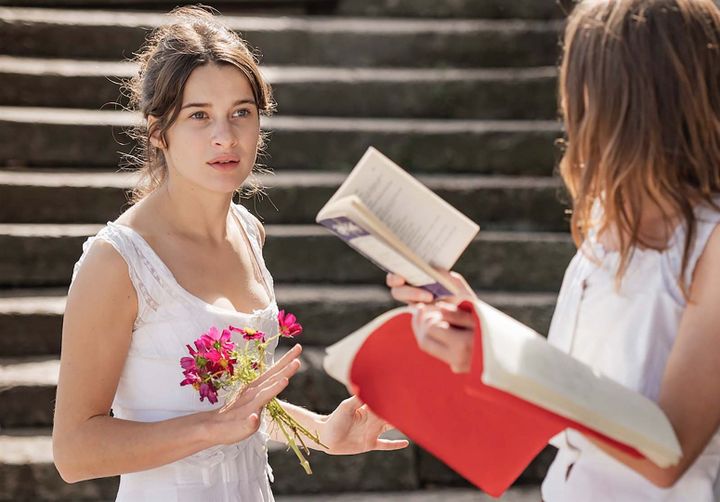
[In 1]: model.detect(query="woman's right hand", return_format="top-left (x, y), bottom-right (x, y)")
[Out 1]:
top-left (386, 272), bottom-right (478, 373)
top-left (386, 270), bottom-right (477, 305)
top-left (208, 344), bottom-right (303, 445)
top-left (412, 302), bottom-right (476, 373)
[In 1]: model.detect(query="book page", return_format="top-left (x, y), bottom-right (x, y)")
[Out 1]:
top-left (474, 300), bottom-right (681, 467)
top-left (324, 306), bottom-right (412, 386)
top-left (322, 147), bottom-right (479, 269)
top-left (318, 213), bottom-right (454, 297)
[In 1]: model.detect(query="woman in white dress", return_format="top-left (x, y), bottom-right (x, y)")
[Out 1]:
top-left (388, 0), bottom-right (720, 500)
top-left (52, 7), bottom-right (407, 501)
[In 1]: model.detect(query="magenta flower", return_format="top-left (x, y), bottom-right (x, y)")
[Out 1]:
top-left (230, 326), bottom-right (266, 342)
top-left (180, 324), bottom-right (240, 403)
top-left (278, 310), bottom-right (302, 338)
top-left (198, 326), bottom-right (235, 354)
top-left (180, 370), bottom-right (201, 388)
top-left (199, 382), bottom-right (219, 404)
top-left (180, 356), bottom-right (197, 372)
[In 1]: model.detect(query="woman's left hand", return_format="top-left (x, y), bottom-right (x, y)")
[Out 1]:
top-left (321, 396), bottom-right (409, 455)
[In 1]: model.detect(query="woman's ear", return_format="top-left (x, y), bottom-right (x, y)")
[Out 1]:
top-left (147, 115), bottom-right (165, 150)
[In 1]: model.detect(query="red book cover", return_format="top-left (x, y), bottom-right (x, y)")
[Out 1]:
top-left (327, 301), bottom-right (659, 498)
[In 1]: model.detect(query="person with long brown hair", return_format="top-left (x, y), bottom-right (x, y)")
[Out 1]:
top-left (388, 0), bottom-right (720, 499)
top-left (52, 7), bottom-right (407, 501)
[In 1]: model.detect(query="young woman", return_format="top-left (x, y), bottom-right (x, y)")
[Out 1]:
top-left (388, 0), bottom-right (720, 500)
top-left (52, 7), bottom-right (407, 501)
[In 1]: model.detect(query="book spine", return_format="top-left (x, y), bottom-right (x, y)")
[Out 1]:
top-left (318, 216), bottom-right (452, 298)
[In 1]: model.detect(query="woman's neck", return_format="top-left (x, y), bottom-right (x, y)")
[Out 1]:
top-left (150, 177), bottom-right (235, 244)
top-left (597, 200), bottom-right (679, 252)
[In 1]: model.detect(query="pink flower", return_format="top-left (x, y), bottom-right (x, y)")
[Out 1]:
top-left (180, 325), bottom-right (239, 403)
top-left (180, 370), bottom-right (200, 387)
top-left (180, 356), bottom-right (197, 372)
top-left (278, 310), bottom-right (302, 338)
top-left (199, 382), bottom-right (218, 404)
top-left (198, 326), bottom-right (235, 355)
top-left (230, 326), bottom-right (266, 342)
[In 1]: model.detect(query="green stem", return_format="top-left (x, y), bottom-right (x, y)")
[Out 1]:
top-left (274, 416), bottom-right (313, 475)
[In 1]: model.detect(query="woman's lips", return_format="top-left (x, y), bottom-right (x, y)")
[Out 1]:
top-left (208, 160), bottom-right (240, 171)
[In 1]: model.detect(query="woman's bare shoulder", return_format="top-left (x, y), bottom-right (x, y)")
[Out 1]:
top-left (68, 237), bottom-right (137, 319)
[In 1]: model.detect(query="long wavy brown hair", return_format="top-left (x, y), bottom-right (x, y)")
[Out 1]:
top-left (559, 0), bottom-right (720, 293)
top-left (123, 6), bottom-right (275, 202)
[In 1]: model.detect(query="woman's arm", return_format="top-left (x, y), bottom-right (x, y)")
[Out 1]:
top-left (388, 227), bottom-right (720, 488)
top-left (52, 241), bottom-right (300, 483)
top-left (268, 397), bottom-right (408, 455)
top-left (583, 225), bottom-right (720, 488)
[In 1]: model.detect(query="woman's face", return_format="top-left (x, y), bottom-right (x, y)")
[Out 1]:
top-left (152, 63), bottom-right (261, 195)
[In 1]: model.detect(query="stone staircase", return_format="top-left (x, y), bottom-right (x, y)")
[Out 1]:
top-left (0, 1), bottom-right (571, 500)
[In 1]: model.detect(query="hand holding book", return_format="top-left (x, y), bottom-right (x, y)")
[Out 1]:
top-left (323, 300), bottom-right (681, 497)
top-left (316, 147), bottom-right (479, 298)
top-left (319, 148), bottom-right (681, 497)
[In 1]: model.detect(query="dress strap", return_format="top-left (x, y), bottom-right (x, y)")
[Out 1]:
top-left (232, 204), bottom-right (276, 302)
top-left (663, 196), bottom-right (720, 304)
top-left (71, 223), bottom-right (169, 327)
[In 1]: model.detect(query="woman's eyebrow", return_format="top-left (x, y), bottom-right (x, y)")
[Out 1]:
top-left (180, 98), bottom-right (257, 110)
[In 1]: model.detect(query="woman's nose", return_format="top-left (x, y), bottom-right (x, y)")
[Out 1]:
top-left (211, 119), bottom-right (238, 148)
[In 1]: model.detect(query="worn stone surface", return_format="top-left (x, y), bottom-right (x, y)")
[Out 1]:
top-left (0, 59), bottom-right (558, 120)
top-left (330, 0), bottom-right (570, 19)
top-left (417, 446), bottom-right (557, 487)
top-left (0, 0), bottom-right (569, 20)
top-left (0, 9), bottom-right (562, 67)
top-left (0, 349), bottom-right (346, 427)
top-left (0, 431), bottom-right (544, 500)
top-left (0, 287), bottom-right (556, 356)
top-left (263, 228), bottom-right (574, 292)
top-left (269, 442), bottom-right (419, 494)
top-left (0, 170), bottom-right (568, 230)
top-left (0, 225), bottom-right (574, 290)
top-left (0, 1), bottom-right (566, 498)
top-left (0, 110), bottom-right (561, 174)
top-left (278, 487), bottom-right (542, 501)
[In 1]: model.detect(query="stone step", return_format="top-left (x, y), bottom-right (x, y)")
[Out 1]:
top-left (0, 170), bottom-right (568, 230)
top-left (0, 107), bottom-right (560, 174)
top-left (0, 57), bottom-right (558, 120)
top-left (0, 0), bottom-right (328, 12)
top-left (278, 487), bottom-right (543, 502)
top-left (0, 7), bottom-right (562, 67)
top-left (0, 287), bottom-right (556, 356)
top-left (0, 0), bottom-right (567, 20)
top-left (2, 339), bottom-right (485, 422)
top-left (0, 224), bottom-right (575, 290)
top-left (328, 0), bottom-right (568, 20)
top-left (0, 429), bottom-right (551, 499)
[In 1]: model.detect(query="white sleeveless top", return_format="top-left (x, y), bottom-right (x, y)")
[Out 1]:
top-left (541, 197), bottom-right (720, 502)
top-left (70, 204), bottom-right (279, 502)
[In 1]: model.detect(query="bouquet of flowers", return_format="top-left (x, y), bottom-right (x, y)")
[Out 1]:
top-left (180, 310), bottom-right (325, 474)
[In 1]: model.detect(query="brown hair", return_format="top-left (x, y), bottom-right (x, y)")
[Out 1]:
top-left (559, 0), bottom-right (720, 293)
top-left (123, 6), bottom-right (275, 202)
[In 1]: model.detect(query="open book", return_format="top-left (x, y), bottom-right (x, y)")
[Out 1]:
top-left (316, 147), bottom-right (479, 297)
top-left (323, 301), bottom-right (681, 497)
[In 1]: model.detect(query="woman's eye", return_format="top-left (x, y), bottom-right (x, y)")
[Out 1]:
top-left (188, 109), bottom-right (251, 120)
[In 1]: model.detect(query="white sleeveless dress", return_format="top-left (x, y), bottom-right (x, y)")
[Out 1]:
top-left (541, 197), bottom-right (720, 501)
top-left (70, 204), bottom-right (279, 502)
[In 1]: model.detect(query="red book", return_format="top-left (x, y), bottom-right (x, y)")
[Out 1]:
top-left (323, 300), bottom-right (680, 498)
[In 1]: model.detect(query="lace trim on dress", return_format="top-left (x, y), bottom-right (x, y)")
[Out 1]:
top-left (72, 225), bottom-right (162, 329)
